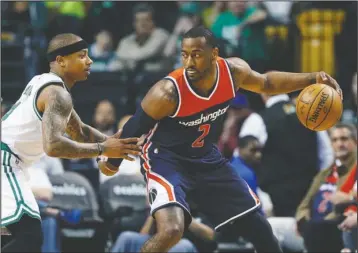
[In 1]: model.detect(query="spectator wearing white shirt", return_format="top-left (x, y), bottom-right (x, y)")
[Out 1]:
top-left (239, 94), bottom-right (334, 171)
top-left (239, 93), bottom-right (334, 217)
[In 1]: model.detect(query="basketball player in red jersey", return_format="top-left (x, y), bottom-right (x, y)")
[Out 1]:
top-left (100, 27), bottom-right (342, 252)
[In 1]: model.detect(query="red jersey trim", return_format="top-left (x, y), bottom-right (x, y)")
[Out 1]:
top-left (183, 61), bottom-right (220, 101)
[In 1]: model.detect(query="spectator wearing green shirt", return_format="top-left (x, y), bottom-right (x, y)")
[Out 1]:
top-left (211, 1), bottom-right (267, 65)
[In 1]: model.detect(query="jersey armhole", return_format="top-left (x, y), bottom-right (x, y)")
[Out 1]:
top-left (163, 77), bottom-right (181, 118)
top-left (33, 82), bottom-right (64, 120)
top-left (223, 59), bottom-right (237, 98)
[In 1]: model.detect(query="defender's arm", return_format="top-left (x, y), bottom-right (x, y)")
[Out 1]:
top-left (39, 85), bottom-right (102, 158)
top-left (227, 57), bottom-right (342, 97)
top-left (66, 110), bottom-right (107, 143)
top-left (39, 85), bottom-right (141, 159)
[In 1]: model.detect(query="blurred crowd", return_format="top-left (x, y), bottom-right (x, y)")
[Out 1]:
top-left (1, 1), bottom-right (357, 253)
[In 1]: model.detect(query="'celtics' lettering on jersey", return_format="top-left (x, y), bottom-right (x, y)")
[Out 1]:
top-left (146, 57), bottom-right (236, 157)
top-left (2, 73), bottom-right (65, 166)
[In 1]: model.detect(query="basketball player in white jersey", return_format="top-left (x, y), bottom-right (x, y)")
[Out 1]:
top-left (1, 33), bottom-right (142, 252)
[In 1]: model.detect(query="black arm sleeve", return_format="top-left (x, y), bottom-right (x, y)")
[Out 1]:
top-left (106, 106), bottom-right (158, 167)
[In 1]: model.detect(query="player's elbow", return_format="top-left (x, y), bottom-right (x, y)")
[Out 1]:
top-left (43, 140), bottom-right (61, 157)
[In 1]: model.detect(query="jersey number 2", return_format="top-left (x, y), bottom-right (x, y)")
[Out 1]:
top-left (192, 124), bottom-right (211, 148)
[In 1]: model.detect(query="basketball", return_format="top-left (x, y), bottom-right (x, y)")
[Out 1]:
top-left (296, 83), bottom-right (343, 131)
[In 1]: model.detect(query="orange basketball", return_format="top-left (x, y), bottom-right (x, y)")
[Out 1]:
top-left (296, 83), bottom-right (343, 131)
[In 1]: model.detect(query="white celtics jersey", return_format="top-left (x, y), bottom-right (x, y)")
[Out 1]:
top-left (2, 73), bottom-right (66, 167)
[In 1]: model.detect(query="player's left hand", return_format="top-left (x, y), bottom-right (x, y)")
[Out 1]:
top-left (316, 71), bottom-right (343, 100)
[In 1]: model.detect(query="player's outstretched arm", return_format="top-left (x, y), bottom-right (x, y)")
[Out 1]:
top-left (38, 85), bottom-right (141, 160)
top-left (101, 79), bottom-right (178, 170)
top-left (66, 110), bottom-right (107, 143)
top-left (227, 57), bottom-right (342, 98)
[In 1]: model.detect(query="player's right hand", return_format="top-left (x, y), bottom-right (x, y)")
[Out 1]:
top-left (101, 134), bottom-right (142, 161)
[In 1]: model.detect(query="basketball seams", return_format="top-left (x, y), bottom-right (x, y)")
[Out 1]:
top-left (313, 87), bottom-right (334, 130)
top-left (304, 86), bottom-right (326, 128)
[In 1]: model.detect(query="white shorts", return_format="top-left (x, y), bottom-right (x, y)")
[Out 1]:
top-left (1, 150), bottom-right (40, 227)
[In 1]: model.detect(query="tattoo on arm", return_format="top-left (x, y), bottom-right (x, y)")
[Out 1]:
top-left (42, 87), bottom-right (100, 158)
top-left (66, 110), bottom-right (107, 143)
top-left (161, 81), bottom-right (179, 105)
top-left (81, 124), bottom-right (107, 142)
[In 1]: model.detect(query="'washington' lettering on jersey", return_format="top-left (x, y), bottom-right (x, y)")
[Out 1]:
top-left (145, 57), bottom-right (236, 157)
top-left (2, 73), bottom-right (67, 166)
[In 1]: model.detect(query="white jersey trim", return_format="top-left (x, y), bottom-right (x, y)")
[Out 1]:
top-left (32, 81), bottom-right (64, 120)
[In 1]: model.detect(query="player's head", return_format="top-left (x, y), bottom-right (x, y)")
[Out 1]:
top-left (238, 135), bottom-right (262, 167)
top-left (182, 26), bottom-right (219, 82)
top-left (329, 123), bottom-right (357, 161)
top-left (47, 33), bottom-right (92, 81)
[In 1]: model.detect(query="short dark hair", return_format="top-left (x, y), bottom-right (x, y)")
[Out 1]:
top-left (238, 135), bottom-right (259, 148)
top-left (47, 33), bottom-right (82, 54)
top-left (182, 26), bottom-right (218, 48)
top-left (330, 123), bottom-right (357, 140)
top-left (133, 3), bottom-right (154, 16)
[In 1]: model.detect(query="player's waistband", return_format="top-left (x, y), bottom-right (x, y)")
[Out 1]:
top-left (1, 142), bottom-right (21, 161)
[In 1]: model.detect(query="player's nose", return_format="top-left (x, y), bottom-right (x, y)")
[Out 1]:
top-left (87, 56), bottom-right (93, 65)
top-left (185, 56), bottom-right (195, 68)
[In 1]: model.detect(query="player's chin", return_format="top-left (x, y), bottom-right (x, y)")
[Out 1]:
top-left (187, 74), bottom-right (201, 82)
top-left (79, 72), bottom-right (90, 81)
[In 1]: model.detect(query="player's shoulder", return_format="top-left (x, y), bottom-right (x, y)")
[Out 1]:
top-left (224, 57), bottom-right (251, 73)
top-left (36, 72), bottom-right (64, 85)
top-left (151, 78), bottom-right (179, 104)
top-left (166, 66), bottom-right (185, 81)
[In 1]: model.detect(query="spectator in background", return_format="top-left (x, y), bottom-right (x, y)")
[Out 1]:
top-left (338, 211), bottom-right (357, 253)
top-left (296, 123), bottom-right (357, 252)
top-left (111, 214), bottom-right (215, 253)
top-left (2, 1), bottom-right (30, 23)
top-left (45, 1), bottom-right (91, 37)
top-left (93, 100), bottom-right (117, 136)
top-left (230, 135), bottom-right (262, 196)
top-left (240, 93), bottom-right (334, 217)
top-left (163, 1), bottom-right (203, 70)
top-left (201, 2), bottom-right (226, 29)
top-left (342, 72), bottom-right (357, 124)
top-left (111, 3), bottom-right (169, 73)
top-left (217, 92), bottom-right (252, 158)
top-left (27, 165), bottom-right (59, 253)
top-left (330, 161), bottom-right (357, 252)
top-left (88, 30), bottom-right (116, 72)
top-left (260, 1), bottom-right (293, 24)
top-left (211, 1), bottom-right (267, 59)
top-left (33, 155), bottom-right (64, 175)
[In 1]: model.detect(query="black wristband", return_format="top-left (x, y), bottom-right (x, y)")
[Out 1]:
top-left (97, 143), bottom-right (103, 156)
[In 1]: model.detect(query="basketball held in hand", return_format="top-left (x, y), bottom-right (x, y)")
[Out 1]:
top-left (296, 83), bottom-right (343, 131)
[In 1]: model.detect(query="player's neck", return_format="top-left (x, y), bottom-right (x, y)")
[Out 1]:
top-left (191, 65), bottom-right (218, 95)
top-left (49, 69), bottom-right (75, 90)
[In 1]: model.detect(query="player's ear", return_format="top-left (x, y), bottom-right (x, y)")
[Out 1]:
top-left (56, 56), bottom-right (66, 67)
top-left (212, 47), bottom-right (219, 62)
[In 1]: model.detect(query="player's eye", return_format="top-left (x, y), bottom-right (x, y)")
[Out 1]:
top-left (195, 54), bottom-right (201, 58)
top-left (181, 53), bottom-right (188, 58)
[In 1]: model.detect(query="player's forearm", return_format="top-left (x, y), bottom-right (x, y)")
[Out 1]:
top-left (44, 136), bottom-right (101, 159)
top-left (263, 71), bottom-right (316, 94)
top-left (81, 124), bottom-right (108, 143)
